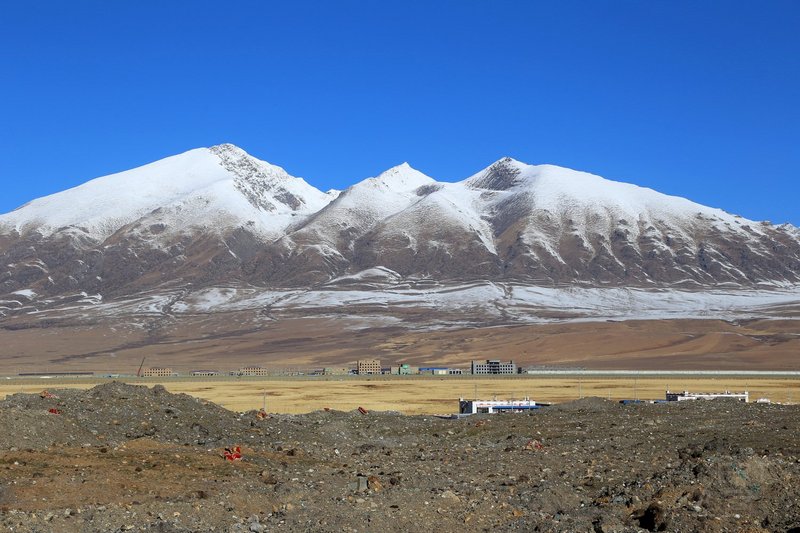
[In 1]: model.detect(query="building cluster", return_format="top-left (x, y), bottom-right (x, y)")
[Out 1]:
top-left (348, 359), bottom-right (521, 376)
top-left (137, 359), bottom-right (526, 377)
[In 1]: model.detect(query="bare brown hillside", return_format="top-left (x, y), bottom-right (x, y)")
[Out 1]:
top-left (1, 315), bottom-right (798, 374)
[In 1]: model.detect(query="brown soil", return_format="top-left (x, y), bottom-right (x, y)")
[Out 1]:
top-left (1, 316), bottom-right (799, 375)
top-left (0, 383), bottom-right (798, 532)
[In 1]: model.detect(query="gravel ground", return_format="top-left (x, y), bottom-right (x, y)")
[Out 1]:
top-left (0, 382), bottom-right (798, 532)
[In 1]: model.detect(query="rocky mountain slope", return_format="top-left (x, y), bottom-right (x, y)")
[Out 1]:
top-left (1, 144), bottom-right (799, 311)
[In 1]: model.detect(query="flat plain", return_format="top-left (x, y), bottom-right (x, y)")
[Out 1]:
top-left (2, 376), bottom-right (798, 414)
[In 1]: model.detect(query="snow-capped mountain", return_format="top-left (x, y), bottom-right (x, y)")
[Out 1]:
top-left (459, 157), bottom-right (800, 286)
top-left (1, 144), bottom-right (799, 306)
top-left (1, 144), bottom-right (333, 241)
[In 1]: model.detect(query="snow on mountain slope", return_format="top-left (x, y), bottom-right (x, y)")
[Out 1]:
top-left (459, 157), bottom-right (796, 285)
top-left (208, 144), bottom-right (334, 215)
top-left (1, 147), bottom-right (799, 302)
top-left (465, 157), bottom-right (748, 239)
top-left (283, 162), bottom-right (436, 251)
top-left (0, 144), bottom-right (332, 242)
top-left (351, 182), bottom-right (500, 277)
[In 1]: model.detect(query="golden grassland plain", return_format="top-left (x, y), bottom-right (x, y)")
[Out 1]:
top-left (1, 377), bottom-right (799, 414)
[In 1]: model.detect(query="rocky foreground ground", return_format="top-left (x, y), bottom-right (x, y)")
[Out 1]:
top-left (0, 383), bottom-right (798, 532)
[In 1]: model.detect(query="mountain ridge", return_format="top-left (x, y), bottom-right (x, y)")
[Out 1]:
top-left (1, 144), bottom-right (799, 306)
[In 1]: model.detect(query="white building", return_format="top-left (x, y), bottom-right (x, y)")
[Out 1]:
top-left (459, 397), bottom-right (540, 414)
top-left (665, 390), bottom-right (749, 402)
top-left (190, 370), bottom-right (219, 376)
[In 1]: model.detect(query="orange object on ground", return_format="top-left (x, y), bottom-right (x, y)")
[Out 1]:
top-left (358, 406), bottom-right (368, 415)
top-left (223, 446), bottom-right (242, 461)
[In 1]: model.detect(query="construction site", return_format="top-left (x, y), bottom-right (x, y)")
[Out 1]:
top-left (0, 382), bottom-right (798, 532)
top-left (1, 361), bottom-right (798, 531)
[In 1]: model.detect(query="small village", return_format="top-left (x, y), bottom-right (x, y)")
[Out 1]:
top-left (10, 358), bottom-right (765, 412)
top-left (137, 358), bottom-right (522, 377)
top-left (13, 358), bottom-right (536, 378)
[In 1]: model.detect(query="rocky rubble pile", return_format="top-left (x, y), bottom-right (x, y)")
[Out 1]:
top-left (1, 382), bottom-right (249, 448)
top-left (0, 383), bottom-right (798, 532)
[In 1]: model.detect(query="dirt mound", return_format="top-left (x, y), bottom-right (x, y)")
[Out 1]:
top-left (546, 395), bottom-right (620, 413)
top-left (0, 384), bottom-right (798, 532)
top-left (0, 407), bottom-right (96, 450)
top-left (0, 382), bottom-right (250, 448)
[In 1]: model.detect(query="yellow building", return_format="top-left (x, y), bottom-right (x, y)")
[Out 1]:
top-left (239, 366), bottom-right (270, 377)
top-left (142, 367), bottom-right (175, 377)
top-left (356, 359), bottom-right (381, 375)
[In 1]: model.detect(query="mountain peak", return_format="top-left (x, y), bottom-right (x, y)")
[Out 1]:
top-left (208, 143), bottom-right (247, 156)
top-left (464, 157), bottom-right (529, 191)
top-left (495, 156), bottom-right (526, 166)
top-left (209, 143), bottom-right (289, 182)
top-left (206, 144), bottom-right (332, 214)
top-left (378, 162), bottom-right (415, 176)
top-left (368, 163), bottom-right (434, 191)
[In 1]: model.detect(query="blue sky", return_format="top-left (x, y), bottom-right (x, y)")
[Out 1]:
top-left (2, 1), bottom-right (799, 224)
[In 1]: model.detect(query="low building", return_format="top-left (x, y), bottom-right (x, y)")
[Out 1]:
top-left (189, 370), bottom-right (219, 377)
top-left (390, 364), bottom-right (419, 375)
top-left (665, 390), bottom-right (749, 403)
top-left (459, 397), bottom-right (540, 414)
top-left (356, 359), bottom-right (381, 375)
top-left (142, 367), bottom-right (176, 377)
top-left (322, 367), bottom-right (351, 375)
top-left (448, 368), bottom-right (465, 375)
top-left (419, 367), bottom-right (449, 375)
top-left (239, 366), bottom-right (270, 377)
top-left (18, 371), bottom-right (95, 377)
top-left (471, 359), bottom-right (516, 375)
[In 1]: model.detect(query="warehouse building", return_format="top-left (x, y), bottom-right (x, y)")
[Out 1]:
top-left (419, 367), bottom-right (449, 375)
top-left (459, 397), bottom-right (540, 414)
top-left (189, 370), bottom-right (220, 377)
top-left (665, 390), bottom-right (749, 402)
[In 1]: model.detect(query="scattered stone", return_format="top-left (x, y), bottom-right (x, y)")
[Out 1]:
top-left (440, 490), bottom-right (459, 501)
top-left (367, 475), bottom-right (383, 492)
top-left (0, 383), bottom-right (797, 532)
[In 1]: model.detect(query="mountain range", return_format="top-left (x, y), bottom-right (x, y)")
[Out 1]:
top-left (2, 143), bottom-right (799, 309)
top-left (2, 144), bottom-right (800, 372)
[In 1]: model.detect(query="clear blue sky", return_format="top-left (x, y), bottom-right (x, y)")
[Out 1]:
top-left (2, 1), bottom-right (799, 224)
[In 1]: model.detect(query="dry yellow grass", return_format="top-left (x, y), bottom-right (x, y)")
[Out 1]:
top-left (1, 376), bottom-right (799, 414)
